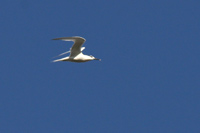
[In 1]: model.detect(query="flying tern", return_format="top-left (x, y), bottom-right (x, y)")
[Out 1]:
top-left (52, 36), bottom-right (101, 63)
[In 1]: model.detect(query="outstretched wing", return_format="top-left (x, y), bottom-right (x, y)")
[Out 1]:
top-left (52, 36), bottom-right (86, 57)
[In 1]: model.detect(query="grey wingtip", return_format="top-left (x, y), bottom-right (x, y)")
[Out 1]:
top-left (52, 38), bottom-right (60, 40)
top-left (51, 36), bottom-right (86, 41)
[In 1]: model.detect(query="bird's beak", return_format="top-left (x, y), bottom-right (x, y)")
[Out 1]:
top-left (94, 58), bottom-right (101, 61)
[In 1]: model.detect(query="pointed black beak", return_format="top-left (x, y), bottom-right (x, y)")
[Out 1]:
top-left (94, 58), bottom-right (101, 61)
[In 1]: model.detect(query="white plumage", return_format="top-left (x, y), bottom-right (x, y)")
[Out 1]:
top-left (52, 36), bottom-right (101, 63)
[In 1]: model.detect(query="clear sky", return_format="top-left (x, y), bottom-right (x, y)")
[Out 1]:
top-left (1, 0), bottom-right (200, 132)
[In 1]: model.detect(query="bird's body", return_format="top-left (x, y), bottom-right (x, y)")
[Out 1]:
top-left (53, 53), bottom-right (96, 62)
top-left (52, 36), bottom-right (100, 63)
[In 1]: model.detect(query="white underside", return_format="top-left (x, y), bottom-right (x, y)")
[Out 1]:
top-left (52, 53), bottom-right (93, 62)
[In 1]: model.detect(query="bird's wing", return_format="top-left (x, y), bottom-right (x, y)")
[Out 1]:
top-left (52, 36), bottom-right (86, 57)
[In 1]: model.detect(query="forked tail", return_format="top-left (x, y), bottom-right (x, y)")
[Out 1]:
top-left (52, 59), bottom-right (62, 62)
top-left (52, 57), bottom-right (70, 62)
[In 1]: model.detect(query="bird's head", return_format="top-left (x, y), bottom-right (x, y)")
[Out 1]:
top-left (89, 55), bottom-right (101, 61)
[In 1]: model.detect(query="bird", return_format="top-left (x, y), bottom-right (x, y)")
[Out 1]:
top-left (52, 36), bottom-right (101, 63)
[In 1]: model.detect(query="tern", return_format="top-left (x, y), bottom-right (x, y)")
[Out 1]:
top-left (52, 36), bottom-right (101, 63)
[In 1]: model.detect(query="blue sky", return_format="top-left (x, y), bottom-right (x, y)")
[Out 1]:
top-left (1, 0), bottom-right (200, 132)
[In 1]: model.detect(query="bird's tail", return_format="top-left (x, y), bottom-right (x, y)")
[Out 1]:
top-left (52, 50), bottom-right (70, 59)
top-left (52, 57), bottom-right (69, 63)
top-left (52, 58), bottom-right (64, 62)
